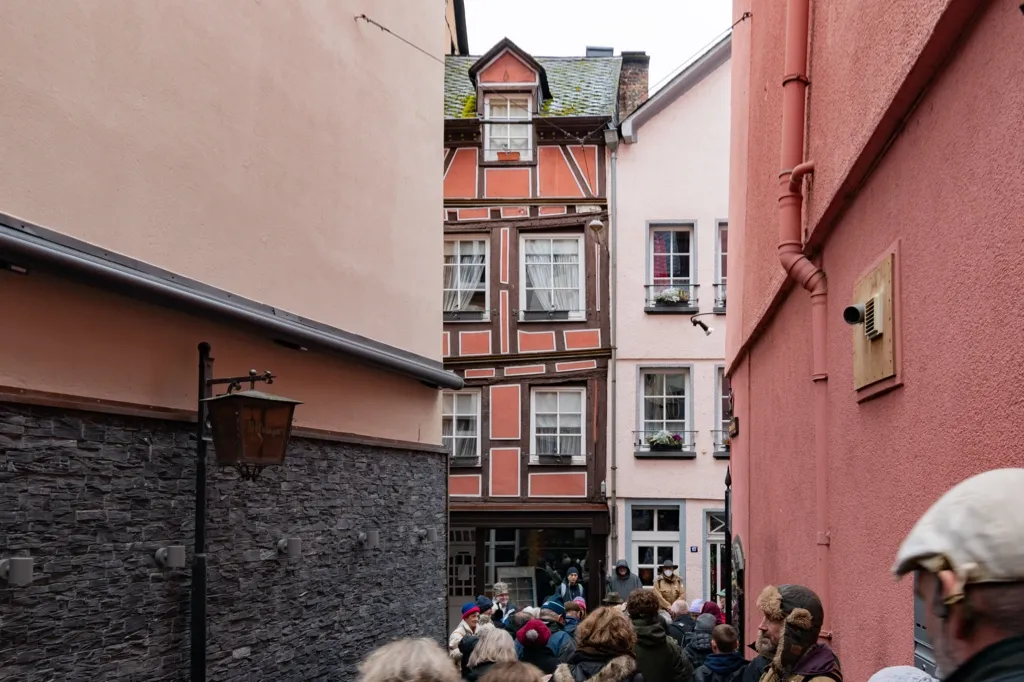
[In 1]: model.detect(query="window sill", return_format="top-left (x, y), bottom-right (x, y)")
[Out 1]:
top-left (634, 450), bottom-right (697, 460)
top-left (443, 314), bottom-right (492, 324)
top-left (644, 306), bottom-right (699, 315)
top-left (712, 307), bottom-right (727, 315)
top-left (518, 315), bottom-right (586, 324)
top-left (450, 457), bottom-right (483, 469)
top-left (712, 451), bottom-right (731, 460)
top-left (479, 159), bottom-right (537, 168)
top-left (529, 455), bottom-right (587, 466)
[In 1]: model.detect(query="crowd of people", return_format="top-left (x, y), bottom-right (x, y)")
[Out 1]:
top-left (355, 469), bottom-right (1024, 682)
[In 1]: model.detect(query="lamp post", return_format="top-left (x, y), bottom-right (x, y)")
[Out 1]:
top-left (724, 466), bottom-right (733, 627)
top-left (191, 342), bottom-right (301, 681)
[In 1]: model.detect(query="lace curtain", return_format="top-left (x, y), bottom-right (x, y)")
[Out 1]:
top-left (524, 239), bottom-right (580, 311)
top-left (443, 241), bottom-right (486, 311)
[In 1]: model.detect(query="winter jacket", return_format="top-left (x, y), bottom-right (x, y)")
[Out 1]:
top-left (695, 653), bottom-right (748, 682)
top-left (553, 651), bottom-right (644, 682)
top-left (607, 560), bottom-right (644, 598)
top-left (654, 574), bottom-right (686, 610)
top-left (741, 648), bottom-right (769, 682)
top-left (465, 661), bottom-right (497, 682)
top-left (520, 644), bottom-right (562, 675)
top-left (460, 637), bottom-right (480, 679)
top-left (449, 620), bottom-right (477, 662)
top-left (683, 615), bottom-right (716, 670)
top-left (632, 617), bottom-right (694, 682)
top-left (944, 635), bottom-right (1024, 682)
top-left (759, 643), bottom-right (842, 682)
top-left (560, 580), bottom-right (585, 602)
top-left (565, 616), bottom-right (580, 638)
top-left (543, 620), bottom-right (578, 664)
top-left (494, 603), bottom-right (517, 625)
top-left (667, 614), bottom-right (696, 648)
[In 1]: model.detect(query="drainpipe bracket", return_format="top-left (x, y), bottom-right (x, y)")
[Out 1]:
top-left (816, 531), bottom-right (831, 546)
top-left (782, 73), bottom-right (810, 86)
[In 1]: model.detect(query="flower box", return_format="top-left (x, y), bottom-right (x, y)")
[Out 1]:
top-left (497, 151), bottom-right (521, 161)
top-left (646, 430), bottom-right (685, 451)
top-left (652, 288), bottom-right (690, 306)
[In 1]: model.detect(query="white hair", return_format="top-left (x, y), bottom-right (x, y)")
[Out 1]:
top-left (867, 667), bottom-right (936, 682)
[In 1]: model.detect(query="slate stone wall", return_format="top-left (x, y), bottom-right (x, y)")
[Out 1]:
top-left (0, 403), bottom-right (448, 681)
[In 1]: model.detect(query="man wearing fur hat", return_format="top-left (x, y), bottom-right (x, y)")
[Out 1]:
top-left (892, 468), bottom-right (1024, 681)
top-left (753, 584), bottom-right (841, 682)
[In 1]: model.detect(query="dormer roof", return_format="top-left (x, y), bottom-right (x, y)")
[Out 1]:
top-left (468, 38), bottom-right (552, 100)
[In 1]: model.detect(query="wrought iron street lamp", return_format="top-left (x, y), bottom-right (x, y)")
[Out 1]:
top-left (191, 342), bottom-right (301, 681)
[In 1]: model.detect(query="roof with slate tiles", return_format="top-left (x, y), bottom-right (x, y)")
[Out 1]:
top-left (445, 54), bottom-right (622, 120)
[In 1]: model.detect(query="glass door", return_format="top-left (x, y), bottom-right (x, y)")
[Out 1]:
top-left (632, 542), bottom-right (680, 587)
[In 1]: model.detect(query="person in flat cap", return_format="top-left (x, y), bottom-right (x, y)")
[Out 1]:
top-left (893, 468), bottom-right (1024, 681)
top-left (603, 591), bottom-right (625, 607)
top-left (753, 584), bottom-right (841, 682)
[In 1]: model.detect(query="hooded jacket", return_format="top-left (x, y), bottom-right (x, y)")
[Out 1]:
top-left (632, 617), bottom-right (694, 682)
top-left (553, 652), bottom-right (643, 682)
top-left (684, 615), bottom-right (716, 670)
top-left (759, 643), bottom-right (842, 682)
top-left (449, 619), bottom-right (477, 661)
top-left (654, 573), bottom-right (686, 610)
top-left (695, 652), bottom-right (748, 682)
top-left (608, 560), bottom-right (644, 598)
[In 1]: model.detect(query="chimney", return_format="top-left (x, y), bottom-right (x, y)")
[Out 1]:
top-left (617, 51), bottom-right (650, 120)
top-left (586, 46), bottom-right (614, 58)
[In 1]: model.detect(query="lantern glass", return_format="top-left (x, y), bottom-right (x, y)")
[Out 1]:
top-left (202, 390), bottom-right (302, 468)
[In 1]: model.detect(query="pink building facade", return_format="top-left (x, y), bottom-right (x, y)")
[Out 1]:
top-left (727, 0), bottom-right (1024, 678)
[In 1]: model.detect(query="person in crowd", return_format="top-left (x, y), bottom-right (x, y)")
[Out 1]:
top-left (684, 614), bottom-right (717, 669)
top-left (867, 667), bottom-right (937, 682)
top-left (540, 600), bottom-right (578, 664)
top-left (478, 595), bottom-right (498, 632)
top-left (517, 618), bottom-right (561, 674)
top-left (717, 589), bottom-right (726, 612)
top-left (493, 582), bottom-right (517, 625)
top-left (740, 642), bottom-right (770, 682)
top-left (892, 468), bottom-right (1024, 682)
top-left (564, 601), bottom-right (584, 637)
top-left (694, 625), bottom-right (748, 682)
top-left (655, 560), bottom-right (686, 610)
top-left (452, 603), bottom-right (482, 662)
top-left (480, 661), bottom-right (547, 682)
top-left (701, 601), bottom-right (726, 626)
top-left (509, 611), bottom-right (533, 636)
top-left (461, 636), bottom-right (482, 680)
top-left (607, 559), bottom-right (644, 598)
top-left (754, 584), bottom-right (841, 682)
top-left (359, 637), bottom-right (460, 682)
top-left (690, 599), bottom-right (705, 616)
top-left (573, 597), bottom-right (588, 615)
top-left (602, 592), bottom-right (624, 608)
top-left (559, 567), bottom-right (585, 602)
top-left (626, 587), bottom-right (694, 682)
top-left (667, 599), bottom-right (697, 647)
top-left (552, 606), bottom-right (643, 682)
top-left (467, 628), bottom-right (519, 682)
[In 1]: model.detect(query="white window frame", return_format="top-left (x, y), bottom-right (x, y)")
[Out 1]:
top-left (443, 237), bottom-right (490, 320)
top-left (484, 94), bottom-right (534, 162)
top-left (529, 387), bottom-right (587, 465)
top-left (716, 221), bottom-right (728, 286)
top-left (637, 368), bottom-right (692, 450)
top-left (485, 529), bottom-right (520, 587)
top-left (442, 390), bottom-right (482, 460)
top-left (519, 234), bottom-right (586, 321)
top-left (647, 224), bottom-right (695, 287)
top-left (705, 511), bottom-right (726, 600)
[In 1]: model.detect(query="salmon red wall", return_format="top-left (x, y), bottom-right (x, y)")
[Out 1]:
top-left (730, 2), bottom-right (1024, 678)
top-left (478, 51), bottom-right (536, 84)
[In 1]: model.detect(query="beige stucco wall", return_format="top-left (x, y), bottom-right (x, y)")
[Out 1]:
top-left (0, 0), bottom-right (442, 360)
top-left (612, 59), bottom-right (731, 507)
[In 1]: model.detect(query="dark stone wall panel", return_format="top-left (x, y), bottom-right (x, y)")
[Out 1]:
top-left (0, 403), bottom-right (447, 681)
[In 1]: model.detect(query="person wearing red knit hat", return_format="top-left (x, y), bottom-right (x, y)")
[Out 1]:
top-left (516, 619), bottom-right (560, 674)
top-left (450, 602), bottom-right (481, 663)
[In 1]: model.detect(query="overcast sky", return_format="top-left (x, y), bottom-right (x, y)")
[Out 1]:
top-left (464, 0), bottom-right (732, 94)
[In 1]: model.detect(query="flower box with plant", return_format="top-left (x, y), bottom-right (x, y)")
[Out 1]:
top-left (653, 287), bottom-right (689, 307)
top-left (647, 430), bottom-right (684, 452)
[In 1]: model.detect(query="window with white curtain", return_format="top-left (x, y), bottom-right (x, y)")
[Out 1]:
top-left (442, 391), bottom-right (481, 460)
top-left (520, 236), bottom-right (584, 320)
top-left (444, 240), bottom-right (488, 318)
top-left (484, 95), bottom-right (533, 161)
top-left (639, 370), bottom-right (690, 449)
top-left (530, 387), bottom-right (585, 463)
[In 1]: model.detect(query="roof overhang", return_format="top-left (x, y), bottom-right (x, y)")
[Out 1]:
top-left (0, 213), bottom-right (463, 390)
top-left (619, 32), bottom-right (732, 144)
top-left (468, 37), bottom-right (552, 100)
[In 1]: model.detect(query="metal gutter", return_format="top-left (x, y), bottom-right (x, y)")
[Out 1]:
top-left (453, 0), bottom-right (470, 56)
top-left (0, 214), bottom-right (463, 390)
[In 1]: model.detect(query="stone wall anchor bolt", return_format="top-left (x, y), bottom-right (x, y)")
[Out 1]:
top-left (155, 546), bottom-right (187, 569)
top-left (358, 530), bottom-right (380, 549)
top-left (0, 557), bottom-right (34, 586)
top-left (416, 528), bottom-right (438, 542)
top-left (277, 537), bottom-right (301, 559)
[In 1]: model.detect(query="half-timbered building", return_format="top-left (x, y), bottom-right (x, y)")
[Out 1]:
top-left (442, 39), bottom-right (648, 626)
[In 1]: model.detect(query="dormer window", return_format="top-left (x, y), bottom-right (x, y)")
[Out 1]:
top-left (484, 94), bottom-right (533, 162)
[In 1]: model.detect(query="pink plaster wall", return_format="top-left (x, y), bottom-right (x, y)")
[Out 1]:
top-left (0, 0), bottom-right (443, 359)
top-left (0, 272), bottom-right (441, 444)
top-left (730, 2), bottom-right (1024, 678)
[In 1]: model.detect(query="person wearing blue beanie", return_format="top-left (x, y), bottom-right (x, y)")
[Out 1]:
top-left (557, 566), bottom-right (585, 603)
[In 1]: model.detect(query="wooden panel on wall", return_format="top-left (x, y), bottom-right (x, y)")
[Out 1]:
top-left (479, 51), bottom-right (536, 83)
top-left (504, 364), bottom-right (546, 377)
top-left (459, 208), bottom-right (490, 220)
top-left (528, 472), bottom-right (587, 498)
top-left (501, 207), bottom-right (529, 219)
top-left (563, 329), bottom-right (601, 350)
top-left (464, 368), bottom-right (496, 379)
top-left (442, 332), bottom-right (450, 358)
top-left (569, 145), bottom-right (599, 195)
top-left (489, 448), bottom-right (521, 497)
top-left (489, 384), bottom-right (521, 440)
top-left (500, 290), bottom-right (511, 354)
top-left (444, 148), bottom-right (478, 199)
top-left (450, 474), bottom-right (482, 497)
top-left (485, 168), bottom-right (531, 198)
top-left (538, 146), bottom-right (584, 198)
top-left (459, 330), bottom-right (492, 356)
top-left (555, 360), bottom-right (598, 373)
top-left (518, 330), bottom-right (557, 353)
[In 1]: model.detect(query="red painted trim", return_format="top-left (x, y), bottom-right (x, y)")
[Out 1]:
top-left (504, 364), bottom-right (546, 377)
top-left (555, 360), bottom-right (598, 373)
top-left (489, 447), bottom-right (521, 497)
top-left (450, 474), bottom-right (483, 497)
top-left (500, 228), bottom-right (510, 284)
top-left (464, 368), bottom-right (497, 379)
top-left (528, 472), bottom-right (588, 498)
top-left (499, 290), bottom-right (511, 354)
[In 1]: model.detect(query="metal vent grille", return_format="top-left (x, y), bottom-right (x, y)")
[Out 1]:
top-left (864, 295), bottom-right (883, 340)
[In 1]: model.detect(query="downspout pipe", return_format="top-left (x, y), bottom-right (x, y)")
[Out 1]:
top-left (778, 0), bottom-right (831, 636)
top-left (606, 129), bottom-right (620, 564)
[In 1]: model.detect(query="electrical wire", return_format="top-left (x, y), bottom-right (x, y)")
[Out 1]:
top-left (355, 14), bottom-right (444, 65)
